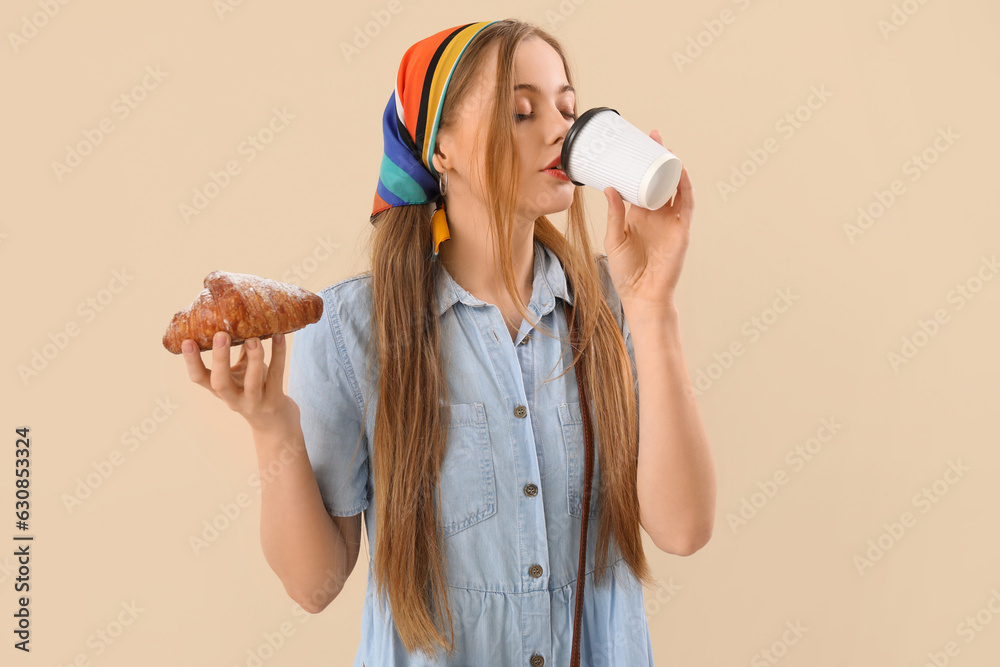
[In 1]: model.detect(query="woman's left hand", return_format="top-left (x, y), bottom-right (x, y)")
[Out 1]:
top-left (604, 128), bottom-right (695, 315)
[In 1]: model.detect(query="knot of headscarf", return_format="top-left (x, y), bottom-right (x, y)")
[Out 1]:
top-left (370, 20), bottom-right (498, 261)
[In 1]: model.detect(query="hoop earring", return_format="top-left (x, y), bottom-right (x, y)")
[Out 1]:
top-left (438, 170), bottom-right (448, 196)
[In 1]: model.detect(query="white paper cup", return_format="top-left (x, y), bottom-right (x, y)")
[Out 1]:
top-left (561, 107), bottom-right (682, 210)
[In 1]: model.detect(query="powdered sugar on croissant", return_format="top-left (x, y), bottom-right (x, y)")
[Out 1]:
top-left (162, 271), bottom-right (324, 354)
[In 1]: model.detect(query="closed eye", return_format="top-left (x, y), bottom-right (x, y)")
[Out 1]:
top-left (515, 110), bottom-right (577, 122)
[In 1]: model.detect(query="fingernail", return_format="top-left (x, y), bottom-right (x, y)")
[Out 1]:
top-left (247, 338), bottom-right (258, 350)
top-left (274, 333), bottom-right (284, 344)
top-left (215, 332), bottom-right (227, 347)
top-left (182, 340), bottom-right (194, 354)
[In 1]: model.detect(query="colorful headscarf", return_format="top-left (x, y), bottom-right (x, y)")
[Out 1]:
top-left (370, 20), bottom-right (499, 260)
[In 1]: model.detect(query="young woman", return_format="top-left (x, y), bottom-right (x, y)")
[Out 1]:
top-left (180, 18), bottom-right (715, 666)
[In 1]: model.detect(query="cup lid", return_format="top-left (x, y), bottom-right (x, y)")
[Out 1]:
top-left (560, 107), bottom-right (619, 186)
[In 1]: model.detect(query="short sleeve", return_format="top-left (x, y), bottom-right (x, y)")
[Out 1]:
top-left (287, 294), bottom-right (370, 517)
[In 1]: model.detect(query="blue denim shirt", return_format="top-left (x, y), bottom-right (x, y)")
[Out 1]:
top-left (287, 239), bottom-right (654, 666)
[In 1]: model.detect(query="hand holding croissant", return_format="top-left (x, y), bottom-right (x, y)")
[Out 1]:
top-left (166, 270), bottom-right (322, 433)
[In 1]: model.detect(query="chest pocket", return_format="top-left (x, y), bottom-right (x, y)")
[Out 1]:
top-left (437, 402), bottom-right (497, 538)
top-left (558, 401), bottom-right (600, 518)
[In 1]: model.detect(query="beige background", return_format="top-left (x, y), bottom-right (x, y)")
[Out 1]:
top-left (4, 0), bottom-right (999, 664)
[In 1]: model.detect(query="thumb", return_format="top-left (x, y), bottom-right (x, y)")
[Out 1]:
top-left (604, 187), bottom-right (626, 251)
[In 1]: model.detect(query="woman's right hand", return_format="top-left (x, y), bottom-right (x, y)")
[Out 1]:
top-left (181, 331), bottom-right (300, 434)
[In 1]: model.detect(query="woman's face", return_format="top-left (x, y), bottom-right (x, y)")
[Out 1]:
top-left (432, 36), bottom-right (577, 223)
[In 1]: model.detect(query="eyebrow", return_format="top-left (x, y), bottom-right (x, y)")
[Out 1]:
top-left (513, 83), bottom-right (575, 95)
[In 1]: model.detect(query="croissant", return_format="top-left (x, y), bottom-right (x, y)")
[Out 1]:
top-left (162, 270), bottom-right (323, 354)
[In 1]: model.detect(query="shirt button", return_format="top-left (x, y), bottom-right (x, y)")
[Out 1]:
top-left (524, 483), bottom-right (538, 497)
top-left (529, 564), bottom-right (543, 578)
top-left (520, 333), bottom-right (530, 344)
top-left (530, 655), bottom-right (544, 667)
top-left (514, 404), bottom-right (528, 418)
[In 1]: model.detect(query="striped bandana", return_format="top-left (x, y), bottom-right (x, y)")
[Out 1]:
top-left (370, 20), bottom-right (499, 261)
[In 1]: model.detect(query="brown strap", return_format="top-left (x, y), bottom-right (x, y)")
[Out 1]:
top-left (565, 302), bottom-right (593, 667)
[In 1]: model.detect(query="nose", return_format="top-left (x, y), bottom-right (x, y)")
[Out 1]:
top-left (542, 104), bottom-right (573, 145)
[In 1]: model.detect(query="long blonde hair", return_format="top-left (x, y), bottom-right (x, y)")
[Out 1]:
top-left (359, 18), bottom-right (653, 659)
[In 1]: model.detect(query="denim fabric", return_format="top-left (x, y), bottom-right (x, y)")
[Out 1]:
top-left (287, 240), bottom-right (654, 666)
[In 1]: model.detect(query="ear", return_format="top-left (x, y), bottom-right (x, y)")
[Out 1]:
top-left (431, 127), bottom-right (455, 175)
top-left (431, 144), bottom-right (448, 175)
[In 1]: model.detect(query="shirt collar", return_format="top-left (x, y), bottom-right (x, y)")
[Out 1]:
top-left (434, 239), bottom-right (573, 318)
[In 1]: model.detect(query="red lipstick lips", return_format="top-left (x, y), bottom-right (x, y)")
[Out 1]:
top-left (542, 155), bottom-right (571, 181)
